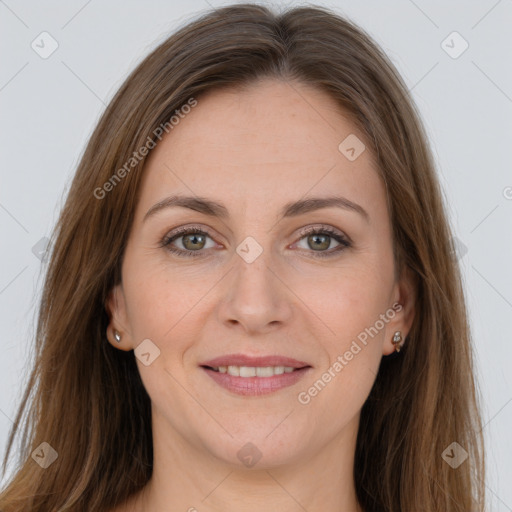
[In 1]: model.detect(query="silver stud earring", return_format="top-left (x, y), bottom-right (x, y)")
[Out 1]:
top-left (114, 330), bottom-right (122, 343)
top-left (392, 331), bottom-right (403, 353)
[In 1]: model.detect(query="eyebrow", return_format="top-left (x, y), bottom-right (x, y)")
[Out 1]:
top-left (143, 194), bottom-right (370, 223)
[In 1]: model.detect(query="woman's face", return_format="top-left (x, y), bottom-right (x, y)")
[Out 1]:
top-left (107, 79), bottom-right (414, 468)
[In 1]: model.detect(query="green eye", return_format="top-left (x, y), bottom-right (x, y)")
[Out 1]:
top-left (293, 226), bottom-right (351, 258)
top-left (162, 227), bottom-right (213, 258)
top-left (161, 224), bottom-right (351, 259)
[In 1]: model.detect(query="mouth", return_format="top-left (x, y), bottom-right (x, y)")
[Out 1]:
top-left (202, 365), bottom-right (304, 377)
top-left (199, 354), bottom-right (312, 396)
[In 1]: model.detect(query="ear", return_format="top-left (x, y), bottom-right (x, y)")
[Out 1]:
top-left (105, 283), bottom-right (134, 351)
top-left (382, 265), bottom-right (416, 356)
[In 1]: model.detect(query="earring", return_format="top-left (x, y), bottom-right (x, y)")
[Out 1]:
top-left (114, 330), bottom-right (122, 343)
top-left (392, 331), bottom-right (403, 353)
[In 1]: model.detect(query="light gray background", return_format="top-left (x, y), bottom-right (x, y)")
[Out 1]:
top-left (1, 0), bottom-right (511, 509)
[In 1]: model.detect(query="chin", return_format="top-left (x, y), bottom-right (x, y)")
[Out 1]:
top-left (201, 425), bottom-right (309, 470)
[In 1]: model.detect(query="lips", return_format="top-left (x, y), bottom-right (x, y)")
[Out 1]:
top-left (200, 354), bottom-right (310, 369)
top-left (200, 353), bottom-right (312, 396)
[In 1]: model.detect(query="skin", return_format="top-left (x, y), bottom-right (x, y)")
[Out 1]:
top-left (106, 79), bottom-right (415, 512)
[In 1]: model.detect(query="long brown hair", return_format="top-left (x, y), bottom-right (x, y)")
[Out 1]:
top-left (0, 4), bottom-right (485, 511)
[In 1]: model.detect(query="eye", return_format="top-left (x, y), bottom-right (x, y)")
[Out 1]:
top-left (292, 225), bottom-right (351, 259)
top-left (161, 225), bottom-right (217, 258)
top-left (160, 224), bottom-right (351, 259)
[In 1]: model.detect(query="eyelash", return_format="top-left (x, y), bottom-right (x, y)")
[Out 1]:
top-left (160, 224), bottom-right (351, 259)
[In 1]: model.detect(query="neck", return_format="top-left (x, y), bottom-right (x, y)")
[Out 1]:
top-left (132, 407), bottom-right (364, 512)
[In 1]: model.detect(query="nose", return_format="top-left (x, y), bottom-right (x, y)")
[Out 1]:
top-left (217, 247), bottom-right (293, 336)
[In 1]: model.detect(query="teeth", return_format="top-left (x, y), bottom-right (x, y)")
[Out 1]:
top-left (212, 365), bottom-right (298, 377)
top-left (256, 367), bottom-right (273, 377)
top-left (227, 365), bottom-right (239, 376)
top-left (240, 366), bottom-right (256, 377)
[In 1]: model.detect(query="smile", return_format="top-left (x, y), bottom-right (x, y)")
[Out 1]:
top-left (201, 364), bottom-right (311, 395)
top-left (209, 365), bottom-right (297, 377)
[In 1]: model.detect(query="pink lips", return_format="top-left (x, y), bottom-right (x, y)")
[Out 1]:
top-left (200, 353), bottom-right (312, 396)
top-left (201, 354), bottom-right (310, 369)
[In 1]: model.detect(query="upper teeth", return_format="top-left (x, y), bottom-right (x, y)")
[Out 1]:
top-left (214, 366), bottom-right (296, 377)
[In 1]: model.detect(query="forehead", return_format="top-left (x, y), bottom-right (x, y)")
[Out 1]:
top-left (137, 79), bottom-right (383, 220)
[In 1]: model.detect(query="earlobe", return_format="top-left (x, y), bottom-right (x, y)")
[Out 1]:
top-left (383, 266), bottom-right (417, 356)
top-left (391, 330), bottom-right (404, 353)
top-left (105, 284), bottom-right (133, 351)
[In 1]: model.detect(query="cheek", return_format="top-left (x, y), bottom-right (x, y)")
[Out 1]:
top-left (123, 256), bottom-right (207, 338)
top-left (296, 279), bottom-right (388, 428)
top-left (124, 279), bottom-right (170, 339)
top-left (299, 261), bottom-right (393, 337)
top-left (295, 259), bottom-right (394, 401)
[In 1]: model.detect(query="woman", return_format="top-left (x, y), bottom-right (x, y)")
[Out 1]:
top-left (0, 3), bottom-right (485, 511)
